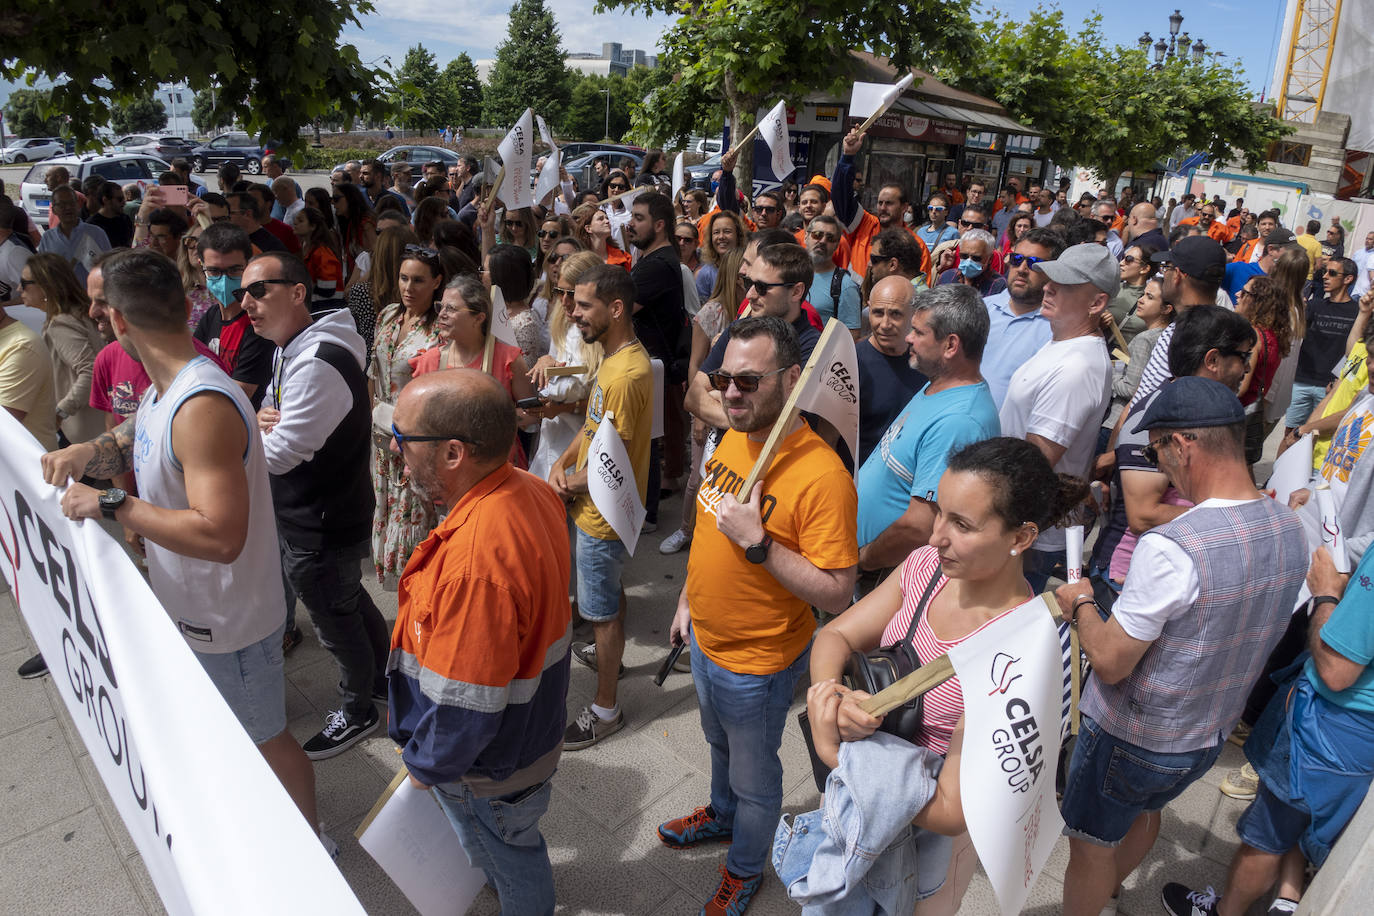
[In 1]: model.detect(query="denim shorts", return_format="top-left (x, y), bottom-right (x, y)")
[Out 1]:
top-left (194, 622), bottom-right (288, 744)
top-left (1236, 782), bottom-right (1309, 856)
top-left (573, 526), bottom-right (627, 623)
top-left (1059, 714), bottom-right (1222, 846)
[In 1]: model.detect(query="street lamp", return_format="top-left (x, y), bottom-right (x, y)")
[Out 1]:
top-left (1144, 9), bottom-right (1208, 67)
top-left (601, 88), bottom-right (611, 140)
top-left (1169, 9), bottom-right (1184, 39)
top-left (1154, 37), bottom-right (1168, 65)
top-left (1139, 32), bottom-right (1153, 51)
top-left (1192, 40), bottom-right (1208, 62)
top-left (1177, 33), bottom-right (1192, 59)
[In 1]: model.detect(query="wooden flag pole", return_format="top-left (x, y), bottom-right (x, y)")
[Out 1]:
top-left (737, 319), bottom-right (844, 496)
top-left (480, 332), bottom-right (496, 374)
top-left (544, 364), bottom-right (588, 378)
top-left (855, 106), bottom-right (891, 135)
top-left (484, 164), bottom-right (507, 212)
top-left (1103, 312), bottom-right (1130, 354)
top-left (724, 122), bottom-right (764, 160)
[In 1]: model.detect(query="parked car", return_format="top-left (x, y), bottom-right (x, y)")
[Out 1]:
top-left (563, 149), bottom-right (646, 195)
top-left (331, 145), bottom-right (462, 177)
top-left (693, 137), bottom-right (723, 156)
top-left (19, 153), bottom-right (204, 222)
top-left (109, 135), bottom-right (197, 160)
top-left (189, 132), bottom-right (277, 174)
top-left (685, 152), bottom-right (723, 192)
top-left (558, 142), bottom-right (645, 161)
top-left (2, 138), bottom-right (65, 163)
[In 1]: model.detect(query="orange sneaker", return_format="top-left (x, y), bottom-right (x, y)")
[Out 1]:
top-left (700, 866), bottom-right (761, 916)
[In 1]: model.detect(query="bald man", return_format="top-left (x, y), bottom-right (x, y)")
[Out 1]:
top-left (1126, 202), bottom-right (1168, 251)
top-left (855, 275), bottom-right (927, 464)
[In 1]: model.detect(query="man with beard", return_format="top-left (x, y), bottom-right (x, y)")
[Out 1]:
top-left (660, 315), bottom-right (857, 916)
top-left (854, 284), bottom-right (999, 581)
top-left (854, 274), bottom-right (927, 465)
top-left (830, 127), bottom-right (931, 279)
top-left (980, 227), bottom-right (1066, 408)
top-left (550, 264), bottom-right (653, 750)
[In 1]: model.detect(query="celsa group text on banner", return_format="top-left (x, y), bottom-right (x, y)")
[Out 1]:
top-left (0, 411), bottom-right (363, 916)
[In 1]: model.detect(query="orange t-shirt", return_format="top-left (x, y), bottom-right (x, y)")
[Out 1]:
top-left (605, 243), bottom-right (632, 272)
top-left (687, 424), bottom-right (858, 675)
top-left (844, 210), bottom-right (931, 279)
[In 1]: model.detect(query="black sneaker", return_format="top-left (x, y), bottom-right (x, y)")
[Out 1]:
top-left (17, 653), bottom-right (48, 679)
top-left (572, 641), bottom-right (625, 679)
top-left (303, 706), bottom-right (380, 760)
top-left (1161, 882), bottom-right (1220, 916)
top-left (371, 677), bottom-right (389, 702)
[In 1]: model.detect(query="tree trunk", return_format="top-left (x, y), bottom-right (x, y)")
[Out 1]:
top-left (724, 71), bottom-right (761, 199)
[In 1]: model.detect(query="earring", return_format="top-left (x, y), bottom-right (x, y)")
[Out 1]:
top-left (1010, 549), bottom-right (1019, 557)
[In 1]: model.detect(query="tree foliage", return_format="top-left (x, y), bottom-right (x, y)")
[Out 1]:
top-left (0, 0), bottom-right (390, 153)
top-left (390, 45), bottom-right (458, 131)
top-left (482, 0), bottom-right (571, 128)
top-left (190, 90), bottom-right (232, 134)
top-left (947, 7), bottom-right (1291, 186)
top-left (110, 96), bottom-right (167, 134)
top-left (598, 0), bottom-right (977, 192)
top-left (3, 88), bottom-right (62, 137)
top-left (439, 54), bottom-right (483, 128)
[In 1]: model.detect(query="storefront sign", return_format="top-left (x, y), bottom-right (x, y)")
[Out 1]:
top-left (847, 112), bottom-right (966, 145)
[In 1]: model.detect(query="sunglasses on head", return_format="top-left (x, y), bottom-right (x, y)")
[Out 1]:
top-left (404, 244), bottom-right (440, 262)
top-left (706, 367), bottom-right (787, 392)
top-left (231, 278), bottom-right (293, 302)
top-left (1006, 253), bottom-right (1045, 268)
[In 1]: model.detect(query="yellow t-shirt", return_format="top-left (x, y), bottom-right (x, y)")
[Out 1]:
top-left (1296, 234), bottom-right (1323, 278)
top-left (1313, 343), bottom-right (1368, 470)
top-left (0, 318), bottom-right (58, 450)
top-left (687, 424), bottom-right (858, 675)
top-left (571, 341), bottom-right (653, 541)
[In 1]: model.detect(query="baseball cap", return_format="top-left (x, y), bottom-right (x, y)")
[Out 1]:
top-left (1034, 243), bottom-right (1121, 298)
top-left (1263, 227), bottom-right (1296, 248)
top-left (1150, 236), bottom-right (1226, 285)
top-left (1135, 376), bottom-right (1245, 433)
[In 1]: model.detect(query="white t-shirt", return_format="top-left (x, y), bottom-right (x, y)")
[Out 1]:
top-left (1353, 247), bottom-right (1372, 299)
top-left (1033, 209), bottom-right (1054, 228)
top-left (1112, 498), bottom-right (1258, 640)
top-left (999, 334), bottom-right (1111, 550)
top-left (0, 236), bottom-right (33, 303)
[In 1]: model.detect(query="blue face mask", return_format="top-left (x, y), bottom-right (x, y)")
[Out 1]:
top-left (958, 257), bottom-right (983, 279)
top-left (206, 273), bottom-right (242, 307)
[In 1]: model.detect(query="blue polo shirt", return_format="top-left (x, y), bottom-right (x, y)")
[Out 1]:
top-left (855, 380), bottom-right (1000, 547)
top-left (1306, 546), bottom-right (1374, 712)
top-left (981, 290), bottom-right (1051, 409)
top-left (809, 267), bottom-right (862, 330)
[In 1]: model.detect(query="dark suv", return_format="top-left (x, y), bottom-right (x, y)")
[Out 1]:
top-left (189, 132), bottom-right (276, 174)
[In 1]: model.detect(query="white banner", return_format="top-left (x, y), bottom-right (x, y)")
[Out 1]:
top-left (586, 409), bottom-right (646, 555)
top-left (0, 412), bottom-right (363, 916)
top-left (496, 108), bottom-right (534, 211)
top-left (848, 72), bottom-right (916, 120)
top-left (946, 597), bottom-right (1065, 916)
top-left (792, 319), bottom-right (859, 460)
top-left (490, 284), bottom-right (518, 348)
top-left (602, 187), bottom-right (643, 252)
top-left (759, 100), bottom-right (792, 181)
top-left (534, 114), bottom-right (561, 206)
top-left (670, 152), bottom-right (685, 206)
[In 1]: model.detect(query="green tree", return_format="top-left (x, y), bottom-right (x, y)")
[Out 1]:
top-left (949, 7), bottom-right (1290, 188)
top-left (390, 44), bottom-right (457, 131)
top-left (439, 53), bottom-right (483, 128)
top-left (599, 0), bottom-right (977, 193)
top-left (190, 90), bottom-right (233, 134)
top-left (2, 88), bottom-right (62, 137)
top-left (483, 0), bottom-right (571, 127)
top-left (1, 0), bottom-right (390, 152)
top-left (561, 73), bottom-right (633, 141)
top-left (110, 96), bottom-right (167, 134)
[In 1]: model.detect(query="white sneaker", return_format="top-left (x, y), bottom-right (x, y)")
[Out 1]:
top-left (659, 528), bottom-right (692, 554)
top-left (642, 519), bottom-right (658, 533)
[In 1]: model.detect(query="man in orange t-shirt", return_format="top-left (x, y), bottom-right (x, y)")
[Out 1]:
top-left (659, 315), bottom-right (857, 914)
top-left (830, 127), bottom-right (931, 280)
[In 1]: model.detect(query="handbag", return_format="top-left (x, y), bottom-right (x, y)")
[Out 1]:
top-left (1244, 334), bottom-right (1271, 465)
top-left (798, 565), bottom-right (943, 792)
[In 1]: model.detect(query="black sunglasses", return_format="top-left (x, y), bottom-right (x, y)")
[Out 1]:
top-left (753, 205), bottom-right (780, 215)
top-left (958, 219), bottom-right (987, 230)
top-left (1006, 253), bottom-right (1045, 269)
top-left (554, 286), bottom-right (576, 298)
top-left (231, 278), bottom-right (294, 302)
top-left (706, 367), bottom-right (787, 393)
top-left (1142, 431), bottom-right (1198, 467)
top-left (537, 229), bottom-right (560, 239)
top-left (746, 277), bottom-right (796, 295)
top-left (391, 422), bottom-right (478, 449)
top-left (607, 183), bottom-right (628, 191)
top-left (404, 244), bottom-right (440, 262)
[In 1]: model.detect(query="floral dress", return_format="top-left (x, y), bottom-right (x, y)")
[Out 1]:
top-left (368, 303), bottom-right (441, 588)
top-left (187, 284), bottom-right (217, 330)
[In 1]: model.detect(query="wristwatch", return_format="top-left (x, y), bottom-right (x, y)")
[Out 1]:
top-left (98, 487), bottom-right (127, 521)
top-left (745, 534), bottom-right (773, 565)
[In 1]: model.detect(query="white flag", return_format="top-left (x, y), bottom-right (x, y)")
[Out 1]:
top-left (489, 284), bottom-right (518, 348)
top-left (602, 187), bottom-right (644, 251)
top-left (759, 99), bottom-right (792, 181)
top-left (587, 410), bottom-right (647, 554)
top-left (496, 107), bottom-right (534, 211)
top-left (671, 151), bottom-right (685, 204)
top-left (792, 319), bottom-right (859, 460)
top-left (946, 597), bottom-right (1066, 916)
top-left (534, 114), bottom-right (561, 205)
top-left (848, 72), bottom-right (917, 120)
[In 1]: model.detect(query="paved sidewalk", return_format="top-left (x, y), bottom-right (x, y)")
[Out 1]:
top-left (1, 490), bottom-right (1266, 915)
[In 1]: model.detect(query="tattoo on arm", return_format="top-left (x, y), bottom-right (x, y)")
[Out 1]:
top-left (85, 422), bottom-right (135, 478)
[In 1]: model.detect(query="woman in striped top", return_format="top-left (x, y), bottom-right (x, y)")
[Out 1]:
top-left (807, 437), bottom-right (1087, 912)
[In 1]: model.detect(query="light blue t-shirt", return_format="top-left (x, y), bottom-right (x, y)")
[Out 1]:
top-left (981, 290), bottom-right (1052, 409)
top-left (810, 267), bottom-right (862, 330)
top-left (1306, 546), bottom-right (1374, 712)
top-left (855, 381), bottom-right (1001, 547)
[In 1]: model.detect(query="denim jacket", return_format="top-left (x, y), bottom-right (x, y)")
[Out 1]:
top-left (772, 732), bottom-right (951, 915)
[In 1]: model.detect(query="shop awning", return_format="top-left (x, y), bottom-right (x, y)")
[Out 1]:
top-left (891, 98), bottom-right (1041, 137)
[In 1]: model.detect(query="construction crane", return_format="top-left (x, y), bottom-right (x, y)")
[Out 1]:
top-left (1275, 0), bottom-right (1342, 124)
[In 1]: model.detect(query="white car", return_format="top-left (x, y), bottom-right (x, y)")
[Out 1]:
top-left (2, 137), bottom-right (66, 163)
top-left (19, 153), bottom-right (205, 222)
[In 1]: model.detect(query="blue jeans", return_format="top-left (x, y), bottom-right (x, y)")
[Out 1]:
top-left (432, 777), bottom-right (556, 916)
top-left (1285, 381), bottom-right (1327, 429)
top-left (693, 635), bottom-right (810, 877)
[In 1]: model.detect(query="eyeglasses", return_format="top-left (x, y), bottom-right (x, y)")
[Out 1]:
top-left (203, 265), bottom-right (246, 279)
top-left (19, 277), bottom-right (36, 289)
top-left (753, 205), bottom-right (780, 215)
top-left (231, 278), bottom-right (294, 302)
top-left (1121, 255), bottom-right (1142, 265)
top-left (607, 183), bottom-right (628, 192)
top-left (745, 277), bottom-right (796, 295)
top-left (706, 367), bottom-right (787, 392)
top-left (503, 221), bottom-right (523, 231)
top-left (1006, 253), bottom-right (1045, 269)
top-left (1159, 263), bottom-right (1179, 274)
top-left (1221, 347), bottom-right (1253, 361)
top-left (391, 422), bottom-right (477, 449)
top-left (1325, 268), bottom-right (1350, 278)
top-left (927, 206), bottom-right (947, 213)
top-left (404, 244), bottom-right (440, 262)
top-left (808, 230), bottom-right (839, 243)
top-left (958, 219), bottom-right (986, 230)
top-left (675, 235), bottom-right (697, 245)
top-left (1142, 431), bottom-right (1198, 467)
top-left (537, 229), bottom-right (560, 239)
top-left (554, 286), bottom-right (576, 299)
top-left (1237, 288), bottom-right (1255, 299)
top-left (438, 304), bottom-right (483, 316)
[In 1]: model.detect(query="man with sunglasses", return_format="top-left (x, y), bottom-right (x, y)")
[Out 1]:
top-left (712, 145), bottom-right (784, 232)
top-left (793, 182), bottom-right (851, 270)
top-left (805, 214), bottom-right (861, 333)
top-left (242, 252), bottom-right (388, 759)
top-left (1053, 376), bottom-right (1307, 916)
top-left (935, 228), bottom-right (1005, 297)
top-left (1285, 257), bottom-right (1361, 436)
top-left (980, 227), bottom-right (1065, 408)
top-left (194, 223), bottom-right (274, 408)
top-left (662, 315), bottom-right (857, 916)
top-left (830, 127), bottom-right (931, 280)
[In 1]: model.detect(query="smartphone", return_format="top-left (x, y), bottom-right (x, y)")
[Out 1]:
top-left (159, 184), bottom-right (189, 207)
top-left (516, 396), bottom-right (543, 409)
top-left (654, 642), bottom-right (686, 687)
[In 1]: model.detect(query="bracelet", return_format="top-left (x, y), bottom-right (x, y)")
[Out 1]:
top-left (1311, 595), bottom-right (1341, 607)
top-left (1071, 595), bottom-right (1097, 626)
